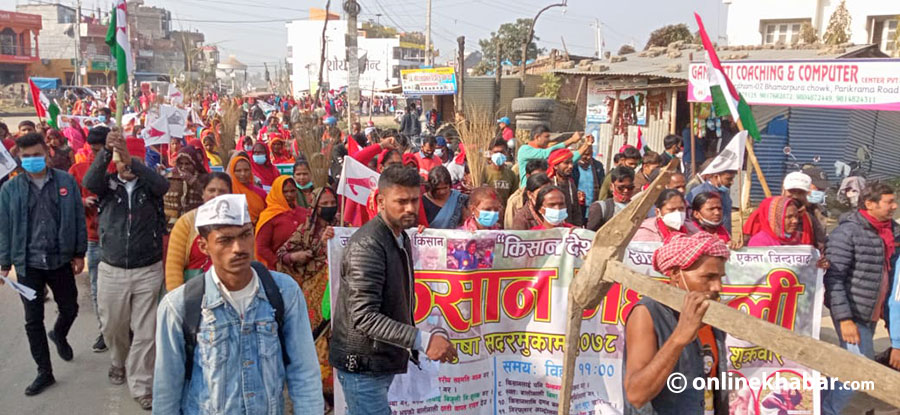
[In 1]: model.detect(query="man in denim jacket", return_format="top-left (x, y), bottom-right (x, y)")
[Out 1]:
top-left (152, 194), bottom-right (323, 414)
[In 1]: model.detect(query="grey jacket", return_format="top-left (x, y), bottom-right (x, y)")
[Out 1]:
top-left (824, 211), bottom-right (900, 322)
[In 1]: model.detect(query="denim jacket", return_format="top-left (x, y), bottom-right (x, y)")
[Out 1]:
top-left (153, 268), bottom-right (324, 415)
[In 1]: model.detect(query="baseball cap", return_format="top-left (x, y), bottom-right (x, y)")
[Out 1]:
top-left (783, 171), bottom-right (812, 192)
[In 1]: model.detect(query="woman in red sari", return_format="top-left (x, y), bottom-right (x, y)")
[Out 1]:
top-left (268, 135), bottom-right (294, 164)
top-left (255, 175), bottom-right (309, 269)
top-left (249, 142), bottom-right (282, 187)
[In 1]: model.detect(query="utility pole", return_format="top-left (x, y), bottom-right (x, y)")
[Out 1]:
top-left (345, 0), bottom-right (361, 127)
top-left (456, 36), bottom-right (465, 117)
top-left (595, 19), bottom-right (604, 58)
top-left (520, 1), bottom-right (566, 94)
top-left (74, 0), bottom-right (82, 86)
top-left (317, 0), bottom-right (332, 93)
top-left (425, 0), bottom-right (433, 66)
top-left (493, 38), bottom-right (502, 116)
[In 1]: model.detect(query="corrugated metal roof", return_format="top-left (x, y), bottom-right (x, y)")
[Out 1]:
top-left (551, 44), bottom-right (882, 81)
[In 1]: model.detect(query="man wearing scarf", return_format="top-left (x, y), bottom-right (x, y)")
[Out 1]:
top-left (822, 182), bottom-right (899, 415)
top-left (623, 232), bottom-right (730, 415)
top-left (547, 147), bottom-right (583, 227)
top-left (586, 166), bottom-right (636, 231)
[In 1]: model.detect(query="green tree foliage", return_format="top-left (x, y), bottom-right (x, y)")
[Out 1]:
top-left (473, 18), bottom-right (543, 75)
top-left (361, 21), bottom-right (398, 38)
top-left (823, 0), bottom-right (851, 45)
top-left (536, 72), bottom-right (562, 99)
top-left (799, 22), bottom-right (818, 44)
top-left (644, 23), bottom-right (693, 50)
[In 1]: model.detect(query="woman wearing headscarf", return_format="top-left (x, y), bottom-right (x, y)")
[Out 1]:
top-left (200, 132), bottom-right (222, 167)
top-left (633, 189), bottom-right (688, 242)
top-left (163, 145), bottom-right (207, 232)
top-left (459, 187), bottom-right (503, 231)
top-left (275, 187), bottom-right (338, 404)
top-left (226, 154), bottom-right (267, 223)
top-left (269, 134), bottom-right (294, 164)
top-left (423, 165), bottom-right (468, 229)
top-left (250, 142), bottom-right (281, 187)
top-left (255, 175), bottom-right (309, 269)
top-left (46, 128), bottom-right (75, 171)
top-left (187, 138), bottom-right (212, 173)
top-left (746, 196), bottom-right (803, 247)
top-left (164, 172), bottom-right (232, 291)
top-left (236, 135), bottom-right (254, 154)
top-left (686, 191), bottom-right (732, 244)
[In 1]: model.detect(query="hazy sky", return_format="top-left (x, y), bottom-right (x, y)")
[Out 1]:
top-left (6, 0), bottom-right (728, 74)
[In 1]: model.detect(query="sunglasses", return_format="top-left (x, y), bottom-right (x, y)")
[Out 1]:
top-left (615, 184), bottom-right (635, 192)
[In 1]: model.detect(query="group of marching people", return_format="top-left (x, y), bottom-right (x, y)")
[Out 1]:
top-left (1, 91), bottom-right (899, 415)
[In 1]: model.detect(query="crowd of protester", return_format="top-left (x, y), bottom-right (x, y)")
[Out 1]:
top-left (0, 89), bottom-right (897, 415)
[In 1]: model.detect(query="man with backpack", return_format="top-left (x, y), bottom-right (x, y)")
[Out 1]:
top-left (586, 165), bottom-right (636, 231)
top-left (152, 194), bottom-right (323, 414)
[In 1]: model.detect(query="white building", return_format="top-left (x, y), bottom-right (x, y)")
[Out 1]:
top-left (723, 0), bottom-right (899, 54)
top-left (286, 18), bottom-right (425, 96)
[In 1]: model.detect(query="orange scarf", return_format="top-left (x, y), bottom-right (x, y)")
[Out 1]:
top-left (227, 155), bottom-right (266, 223)
top-left (255, 175), bottom-right (295, 234)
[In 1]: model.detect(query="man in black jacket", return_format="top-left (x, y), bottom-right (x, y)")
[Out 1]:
top-left (330, 165), bottom-right (456, 415)
top-left (0, 133), bottom-right (87, 396)
top-left (84, 130), bottom-right (169, 411)
top-left (822, 182), bottom-right (899, 415)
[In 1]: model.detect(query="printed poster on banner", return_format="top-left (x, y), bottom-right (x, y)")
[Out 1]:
top-left (585, 83), bottom-right (647, 125)
top-left (57, 114), bottom-right (116, 129)
top-left (401, 67), bottom-right (457, 96)
top-left (687, 59), bottom-right (900, 111)
top-left (326, 229), bottom-right (823, 415)
top-left (0, 142), bottom-right (16, 180)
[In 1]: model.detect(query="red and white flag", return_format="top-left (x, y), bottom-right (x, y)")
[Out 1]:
top-left (28, 78), bottom-right (48, 118)
top-left (636, 127), bottom-right (645, 156)
top-left (337, 155), bottom-right (380, 205)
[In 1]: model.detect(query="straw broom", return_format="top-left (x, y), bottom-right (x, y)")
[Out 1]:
top-left (455, 106), bottom-right (496, 188)
top-left (292, 118), bottom-right (329, 188)
top-left (217, 98), bottom-right (241, 167)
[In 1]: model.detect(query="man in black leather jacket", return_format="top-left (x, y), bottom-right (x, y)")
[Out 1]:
top-left (330, 165), bottom-right (456, 415)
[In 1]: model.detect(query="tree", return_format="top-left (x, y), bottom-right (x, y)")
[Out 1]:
top-left (361, 21), bottom-right (398, 38)
top-left (644, 23), bottom-right (693, 50)
top-left (536, 72), bottom-right (561, 99)
top-left (618, 44), bottom-right (636, 55)
top-left (799, 22), bottom-right (818, 44)
top-left (823, 0), bottom-right (851, 45)
top-left (475, 19), bottom-right (543, 75)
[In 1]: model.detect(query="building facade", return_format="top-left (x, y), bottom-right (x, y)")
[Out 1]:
top-left (0, 10), bottom-right (41, 84)
top-left (724, 0), bottom-right (900, 54)
top-left (286, 12), bottom-right (425, 96)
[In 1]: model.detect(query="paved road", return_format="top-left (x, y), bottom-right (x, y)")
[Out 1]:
top-left (0, 270), bottom-right (147, 414)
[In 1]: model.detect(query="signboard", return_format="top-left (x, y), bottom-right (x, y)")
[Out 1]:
top-left (688, 59), bottom-right (900, 111)
top-left (327, 229), bottom-right (824, 415)
top-left (401, 67), bottom-right (457, 95)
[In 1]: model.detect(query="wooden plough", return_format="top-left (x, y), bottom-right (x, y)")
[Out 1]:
top-left (557, 159), bottom-right (900, 414)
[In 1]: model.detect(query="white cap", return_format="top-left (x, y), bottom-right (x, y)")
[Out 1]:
top-left (364, 126), bottom-right (376, 136)
top-left (195, 194), bottom-right (252, 229)
top-left (783, 171), bottom-right (812, 192)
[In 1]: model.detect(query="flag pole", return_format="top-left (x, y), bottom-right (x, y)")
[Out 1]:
top-left (689, 102), bottom-right (696, 176)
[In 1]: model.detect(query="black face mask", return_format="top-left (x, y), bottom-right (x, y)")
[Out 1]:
top-left (319, 206), bottom-right (338, 223)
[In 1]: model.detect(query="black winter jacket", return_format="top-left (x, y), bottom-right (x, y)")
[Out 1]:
top-left (83, 148), bottom-right (170, 269)
top-left (329, 214), bottom-right (419, 374)
top-left (824, 211), bottom-right (900, 322)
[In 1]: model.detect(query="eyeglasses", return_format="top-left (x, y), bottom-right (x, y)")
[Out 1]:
top-left (615, 184), bottom-right (635, 192)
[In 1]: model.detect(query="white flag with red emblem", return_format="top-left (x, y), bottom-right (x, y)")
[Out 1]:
top-left (337, 156), bottom-right (380, 205)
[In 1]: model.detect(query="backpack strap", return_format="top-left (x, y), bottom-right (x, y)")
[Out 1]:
top-left (181, 273), bottom-right (206, 381)
top-left (600, 198), bottom-right (616, 225)
top-left (251, 261), bottom-right (291, 366)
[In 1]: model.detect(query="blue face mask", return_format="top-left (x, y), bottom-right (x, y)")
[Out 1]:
top-left (296, 179), bottom-right (313, 190)
top-left (98, 115), bottom-right (107, 123)
top-left (252, 154), bottom-right (267, 165)
top-left (543, 207), bottom-right (568, 225)
top-left (491, 152), bottom-right (506, 166)
top-left (20, 156), bottom-right (46, 173)
top-left (717, 185), bottom-right (729, 192)
top-left (476, 210), bottom-right (500, 228)
top-left (808, 190), bottom-right (825, 204)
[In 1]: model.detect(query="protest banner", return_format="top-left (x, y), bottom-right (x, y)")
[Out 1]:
top-left (0, 142), bottom-right (16, 180)
top-left (688, 59), bottom-right (900, 111)
top-left (327, 228), bottom-right (823, 415)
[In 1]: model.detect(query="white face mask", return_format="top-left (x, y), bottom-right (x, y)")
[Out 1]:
top-left (661, 210), bottom-right (686, 230)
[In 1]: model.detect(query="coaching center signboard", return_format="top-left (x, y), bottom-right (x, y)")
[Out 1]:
top-left (401, 67), bottom-right (458, 96)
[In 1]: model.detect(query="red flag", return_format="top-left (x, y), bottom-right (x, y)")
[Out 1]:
top-left (28, 78), bottom-right (46, 118)
top-left (636, 127), bottom-right (645, 156)
top-left (346, 135), bottom-right (360, 157)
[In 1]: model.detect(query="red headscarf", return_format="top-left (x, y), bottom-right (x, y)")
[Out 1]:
top-left (547, 148), bottom-right (573, 178)
top-left (653, 232), bottom-right (730, 275)
top-left (744, 197), bottom-right (815, 245)
top-left (249, 143), bottom-right (281, 187)
top-left (187, 138), bottom-right (211, 173)
top-left (751, 196), bottom-right (803, 245)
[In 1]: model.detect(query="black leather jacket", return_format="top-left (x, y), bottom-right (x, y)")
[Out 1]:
top-left (329, 215), bottom-right (419, 374)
